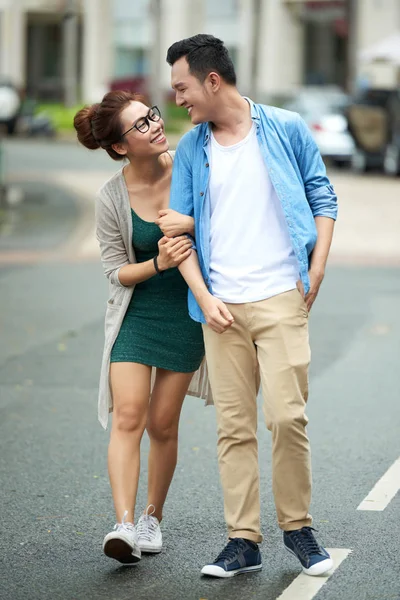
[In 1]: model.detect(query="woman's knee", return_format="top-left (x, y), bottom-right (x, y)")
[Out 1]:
top-left (146, 414), bottom-right (179, 443)
top-left (113, 405), bottom-right (147, 434)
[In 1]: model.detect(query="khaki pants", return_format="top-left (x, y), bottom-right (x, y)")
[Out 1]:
top-left (202, 289), bottom-right (312, 543)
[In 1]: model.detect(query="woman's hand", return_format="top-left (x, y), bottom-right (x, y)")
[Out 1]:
top-left (157, 236), bottom-right (193, 271)
top-left (155, 209), bottom-right (195, 237)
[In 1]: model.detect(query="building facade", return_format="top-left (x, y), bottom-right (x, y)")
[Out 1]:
top-left (0, 0), bottom-right (111, 103)
top-left (0, 0), bottom-right (399, 105)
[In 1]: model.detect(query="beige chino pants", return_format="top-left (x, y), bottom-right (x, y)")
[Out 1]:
top-left (202, 289), bottom-right (312, 543)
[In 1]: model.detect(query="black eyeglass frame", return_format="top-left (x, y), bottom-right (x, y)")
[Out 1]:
top-left (120, 106), bottom-right (161, 138)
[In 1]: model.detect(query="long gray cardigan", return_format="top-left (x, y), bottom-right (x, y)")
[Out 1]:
top-left (95, 163), bottom-right (212, 429)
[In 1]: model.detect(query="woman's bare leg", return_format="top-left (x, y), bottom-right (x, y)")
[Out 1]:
top-left (145, 369), bottom-right (194, 521)
top-left (108, 362), bottom-right (152, 524)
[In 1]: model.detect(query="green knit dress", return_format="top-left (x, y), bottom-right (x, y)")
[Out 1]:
top-left (110, 209), bottom-right (204, 372)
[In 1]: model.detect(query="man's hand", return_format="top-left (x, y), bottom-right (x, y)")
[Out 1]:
top-left (304, 269), bottom-right (324, 312)
top-left (200, 294), bottom-right (234, 334)
top-left (155, 209), bottom-right (194, 237)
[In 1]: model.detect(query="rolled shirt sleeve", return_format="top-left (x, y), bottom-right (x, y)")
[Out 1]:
top-left (293, 114), bottom-right (338, 220)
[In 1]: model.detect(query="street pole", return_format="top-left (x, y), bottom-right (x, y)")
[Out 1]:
top-left (251, 0), bottom-right (262, 101)
top-left (149, 0), bottom-right (164, 115)
top-left (186, 0), bottom-right (204, 36)
top-left (347, 0), bottom-right (358, 94)
top-left (63, 0), bottom-right (79, 107)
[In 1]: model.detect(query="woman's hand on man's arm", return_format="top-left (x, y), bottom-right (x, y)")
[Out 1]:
top-left (119, 236), bottom-right (192, 286)
top-left (155, 209), bottom-right (195, 237)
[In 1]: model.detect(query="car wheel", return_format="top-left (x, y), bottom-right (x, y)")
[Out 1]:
top-left (332, 159), bottom-right (349, 169)
top-left (383, 145), bottom-right (400, 176)
top-left (351, 149), bottom-right (368, 173)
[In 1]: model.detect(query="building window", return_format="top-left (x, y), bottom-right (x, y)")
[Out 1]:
top-left (206, 0), bottom-right (238, 18)
top-left (114, 48), bottom-right (148, 78)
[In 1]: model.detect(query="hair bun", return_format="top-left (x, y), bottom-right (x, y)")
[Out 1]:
top-left (73, 103), bottom-right (101, 150)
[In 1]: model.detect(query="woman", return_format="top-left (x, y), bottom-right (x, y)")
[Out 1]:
top-left (74, 91), bottom-right (209, 566)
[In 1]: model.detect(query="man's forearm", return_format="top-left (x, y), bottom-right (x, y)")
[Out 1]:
top-left (310, 216), bottom-right (335, 275)
top-left (178, 250), bottom-right (209, 304)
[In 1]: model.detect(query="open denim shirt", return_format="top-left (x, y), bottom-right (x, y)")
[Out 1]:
top-left (169, 98), bottom-right (338, 324)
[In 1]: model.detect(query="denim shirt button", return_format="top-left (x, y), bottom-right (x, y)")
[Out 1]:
top-left (200, 192), bottom-right (204, 197)
top-left (205, 163), bottom-right (209, 167)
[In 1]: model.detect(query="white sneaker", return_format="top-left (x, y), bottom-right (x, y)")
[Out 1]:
top-left (137, 505), bottom-right (162, 553)
top-left (103, 510), bottom-right (141, 565)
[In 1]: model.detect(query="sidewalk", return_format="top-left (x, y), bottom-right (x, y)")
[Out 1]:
top-left (2, 164), bottom-right (400, 266)
top-left (40, 168), bottom-right (400, 266)
top-left (328, 170), bottom-right (400, 266)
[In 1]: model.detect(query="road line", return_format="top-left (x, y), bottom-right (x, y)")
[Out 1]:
top-left (357, 456), bottom-right (400, 511)
top-left (276, 549), bottom-right (351, 600)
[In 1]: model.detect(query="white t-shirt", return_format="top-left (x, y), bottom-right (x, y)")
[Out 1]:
top-left (208, 123), bottom-right (299, 303)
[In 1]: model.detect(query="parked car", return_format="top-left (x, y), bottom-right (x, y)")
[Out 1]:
top-left (109, 76), bottom-right (148, 97)
top-left (0, 78), bottom-right (21, 135)
top-left (18, 99), bottom-right (56, 139)
top-left (282, 86), bottom-right (355, 167)
top-left (346, 87), bottom-right (400, 175)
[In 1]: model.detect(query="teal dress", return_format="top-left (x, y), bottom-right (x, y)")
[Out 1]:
top-left (110, 209), bottom-right (204, 372)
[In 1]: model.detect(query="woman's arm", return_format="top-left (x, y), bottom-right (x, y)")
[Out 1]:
top-left (119, 236), bottom-right (193, 286)
top-left (96, 195), bottom-right (193, 288)
top-left (95, 196), bottom-right (130, 287)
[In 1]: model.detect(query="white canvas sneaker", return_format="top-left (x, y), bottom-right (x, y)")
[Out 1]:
top-left (103, 510), bottom-right (141, 565)
top-left (137, 505), bottom-right (162, 553)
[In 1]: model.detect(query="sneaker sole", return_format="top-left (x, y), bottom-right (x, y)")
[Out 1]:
top-left (139, 544), bottom-right (162, 554)
top-left (303, 557), bottom-right (333, 576)
top-left (103, 538), bottom-right (141, 565)
top-left (201, 564), bottom-right (262, 578)
top-left (285, 546), bottom-right (333, 576)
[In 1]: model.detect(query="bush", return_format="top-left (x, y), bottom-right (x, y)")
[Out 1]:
top-left (36, 102), bottom-right (189, 135)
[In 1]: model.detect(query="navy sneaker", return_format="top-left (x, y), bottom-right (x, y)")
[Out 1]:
top-left (283, 527), bottom-right (333, 576)
top-left (201, 537), bottom-right (262, 578)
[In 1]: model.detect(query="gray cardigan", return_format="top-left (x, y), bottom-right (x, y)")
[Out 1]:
top-left (95, 163), bottom-right (212, 429)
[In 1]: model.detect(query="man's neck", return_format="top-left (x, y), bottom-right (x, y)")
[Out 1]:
top-left (211, 93), bottom-right (253, 146)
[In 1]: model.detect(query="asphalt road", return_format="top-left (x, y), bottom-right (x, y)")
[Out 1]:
top-left (1, 266), bottom-right (400, 599)
top-left (0, 139), bottom-right (399, 600)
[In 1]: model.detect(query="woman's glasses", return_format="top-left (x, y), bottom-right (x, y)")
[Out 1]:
top-left (120, 106), bottom-right (161, 137)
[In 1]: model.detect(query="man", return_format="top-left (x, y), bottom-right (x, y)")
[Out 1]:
top-left (163, 34), bottom-right (337, 579)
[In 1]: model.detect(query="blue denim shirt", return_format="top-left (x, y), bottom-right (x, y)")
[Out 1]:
top-left (170, 98), bottom-right (338, 324)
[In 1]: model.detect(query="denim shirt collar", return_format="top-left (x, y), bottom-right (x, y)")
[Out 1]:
top-left (202, 97), bottom-right (260, 147)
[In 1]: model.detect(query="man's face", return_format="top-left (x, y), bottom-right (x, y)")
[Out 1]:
top-left (171, 56), bottom-right (212, 124)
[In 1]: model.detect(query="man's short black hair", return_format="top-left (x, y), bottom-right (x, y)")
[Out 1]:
top-left (166, 34), bottom-right (237, 86)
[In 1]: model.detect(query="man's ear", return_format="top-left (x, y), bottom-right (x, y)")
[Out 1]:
top-left (111, 142), bottom-right (127, 157)
top-left (207, 71), bottom-right (221, 93)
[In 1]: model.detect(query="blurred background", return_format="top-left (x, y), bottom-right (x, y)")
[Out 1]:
top-left (0, 0), bottom-right (400, 172)
top-left (1, 0), bottom-right (399, 257)
top-left (1, 3), bottom-right (400, 599)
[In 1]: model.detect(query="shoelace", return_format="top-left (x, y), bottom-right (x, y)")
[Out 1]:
top-left (136, 504), bottom-right (158, 542)
top-left (288, 527), bottom-right (321, 556)
top-left (114, 510), bottom-right (135, 533)
top-left (214, 538), bottom-right (247, 563)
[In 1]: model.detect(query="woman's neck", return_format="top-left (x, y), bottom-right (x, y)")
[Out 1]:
top-left (124, 153), bottom-right (168, 187)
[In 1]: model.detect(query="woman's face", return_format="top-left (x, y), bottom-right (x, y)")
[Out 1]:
top-left (116, 101), bottom-right (169, 158)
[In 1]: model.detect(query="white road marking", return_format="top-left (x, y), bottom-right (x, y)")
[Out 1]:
top-left (357, 456), bottom-right (400, 511)
top-left (276, 549), bottom-right (351, 600)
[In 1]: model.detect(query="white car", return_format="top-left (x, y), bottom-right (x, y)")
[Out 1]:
top-left (0, 79), bottom-right (21, 135)
top-left (283, 86), bottom-right (355, 167)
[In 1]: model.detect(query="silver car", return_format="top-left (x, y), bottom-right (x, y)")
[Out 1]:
top-left (282, 86), bottom-right (355, 167)
top-left (0, 78), bottom-right (21, 135)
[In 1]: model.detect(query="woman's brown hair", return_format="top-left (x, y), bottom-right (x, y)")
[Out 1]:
top-left (73, 90), bottom-right (148, 161)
